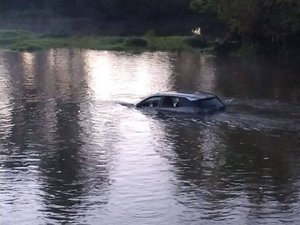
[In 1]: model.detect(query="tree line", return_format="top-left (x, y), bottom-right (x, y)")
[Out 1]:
top-left (0, 0), bottom-right (191, 19)
top-left (0, 0), bottom-right (299, 48)
top-left (191, 0), bottom-right (299, 46)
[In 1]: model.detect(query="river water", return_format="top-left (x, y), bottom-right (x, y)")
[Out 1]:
top-left (0, 49), bottom-right (299, 225)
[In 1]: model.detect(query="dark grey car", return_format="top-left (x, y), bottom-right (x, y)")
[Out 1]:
top-left (135, 91), bottom-right (225, 114)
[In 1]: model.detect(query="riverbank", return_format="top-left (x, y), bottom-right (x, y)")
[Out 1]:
top-left (0, 30), bottom-right (211, 52)
top-left (1, 30), bottom-right (298, 60)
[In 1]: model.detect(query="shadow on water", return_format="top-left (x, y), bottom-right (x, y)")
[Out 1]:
top-left (40, 101), bottom-right (86, 223)
top-left (172, 51), bottom-right (300, 103)
top-left (0, 50), bottom-right (110, 224)
top-left (214, 56), bottom-right (300, 103)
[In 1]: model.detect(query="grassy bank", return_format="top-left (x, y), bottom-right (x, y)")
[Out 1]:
top-left (0, 30), bottom-right (210, 52)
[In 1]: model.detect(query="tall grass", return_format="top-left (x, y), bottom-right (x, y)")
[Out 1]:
top-left (147, 36), bottom-right (187, 51)
top-left (0, 30), bottom-right (33, 45)
top-left (0, 30), bottom-right (208, 52)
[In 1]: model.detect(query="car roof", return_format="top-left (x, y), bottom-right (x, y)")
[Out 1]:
top-left (149, 91), bottom-right (216, 101)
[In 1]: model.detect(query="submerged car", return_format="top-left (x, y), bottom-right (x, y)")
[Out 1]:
top-left (135, 91), bottom-right (225, 114)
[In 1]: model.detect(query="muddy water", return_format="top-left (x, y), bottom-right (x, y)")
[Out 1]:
top-left (0, 49), bottom-right (299, 224)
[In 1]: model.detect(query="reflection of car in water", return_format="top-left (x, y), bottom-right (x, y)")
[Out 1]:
top-left (135, 91), bottom-right (225, 114)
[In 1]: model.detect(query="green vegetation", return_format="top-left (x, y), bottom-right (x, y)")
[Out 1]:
top-left (0, 30), bottom-right (210, 52)
top-left (191, 0), bottom-right (300, 55)
top-left (0, 1), bottom-right (298, 56)
top-left (123, 38), bottom-right (148, 48)
top-left (0, 30), bottom-right (33, 45)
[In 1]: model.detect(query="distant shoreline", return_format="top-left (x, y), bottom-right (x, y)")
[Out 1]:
top-left (0, 30), bottom-right (212, 52)
top-left (0, 30), bottom-right (298, 60)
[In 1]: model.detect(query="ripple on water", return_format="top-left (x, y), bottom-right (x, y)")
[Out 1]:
top-left (0, 50), bottom-right (300, 225)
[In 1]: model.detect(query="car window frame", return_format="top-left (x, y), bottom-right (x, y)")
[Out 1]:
top-left (160, 96), bottom-right (176, 108)
top-left (136, 96), bottom-right (162, 108)
top-left (160, 96), bottom-right (194, 108)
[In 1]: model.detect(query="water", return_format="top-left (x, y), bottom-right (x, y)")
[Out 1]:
top-left (0, 49), bottom-right (299, 225)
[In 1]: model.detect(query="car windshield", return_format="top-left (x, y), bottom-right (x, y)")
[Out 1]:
top-left (195, 97), bottom-right (224, 109)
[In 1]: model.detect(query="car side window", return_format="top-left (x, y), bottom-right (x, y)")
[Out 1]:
top-left (138, 97), bottom-right (161, 108)
top-left (176, 97), bottom-right (193, 107)
top-left (197, 97), bottom-right (224, 109)
top-left (161, 97), bottom-right (187, 108)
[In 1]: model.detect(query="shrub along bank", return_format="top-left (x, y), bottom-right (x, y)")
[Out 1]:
top-left (0, 30), bottom-right (210, 52)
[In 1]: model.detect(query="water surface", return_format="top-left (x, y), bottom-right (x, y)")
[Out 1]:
top-left (0, 49), bottom-right (299, 224)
